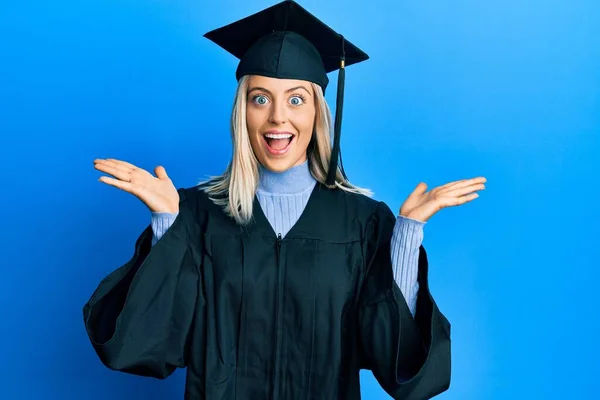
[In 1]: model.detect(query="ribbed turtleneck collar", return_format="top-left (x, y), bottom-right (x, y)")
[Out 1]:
top-left (257, 159), bottom-right (317, 194)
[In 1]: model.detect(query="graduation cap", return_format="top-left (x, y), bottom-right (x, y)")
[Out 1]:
top-left (204, 0), bottom-right (369, 186)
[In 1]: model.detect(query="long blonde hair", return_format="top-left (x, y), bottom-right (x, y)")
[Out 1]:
top-left (201, 75), bottom-right (372, 225)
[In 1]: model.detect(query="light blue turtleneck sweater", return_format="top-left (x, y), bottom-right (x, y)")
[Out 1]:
top-left (150, 161), bottom-right (423, 316)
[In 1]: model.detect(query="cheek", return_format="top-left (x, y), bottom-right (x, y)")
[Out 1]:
top-left (246, 107), bottom-right (259, 132)
top-left (246, 107), bottom-right (265, 145)
top-left (297, 109), bottom-right (315, 142)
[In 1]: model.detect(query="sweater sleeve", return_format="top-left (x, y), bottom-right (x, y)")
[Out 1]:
top-left (151, 212), bottom-right (179, 246)
top-left (391, 215), bottom-right (425, 317)
top-left (358, 202), bottom-right (451, 399)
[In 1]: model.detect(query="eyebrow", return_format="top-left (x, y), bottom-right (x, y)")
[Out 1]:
top-left (247, 85), bottom-right (312, 96)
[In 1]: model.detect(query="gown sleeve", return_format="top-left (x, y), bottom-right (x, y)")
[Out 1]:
top-left (358, 202), bottom-right (451, 400)
top-left (82, 188), bottom-right (202, 379)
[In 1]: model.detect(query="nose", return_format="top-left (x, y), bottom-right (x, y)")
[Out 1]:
top-left (268, 101), bottom-right (287, 125)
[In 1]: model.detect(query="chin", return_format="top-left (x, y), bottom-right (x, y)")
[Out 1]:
top-left (259, 157), bottom-right (297, 173)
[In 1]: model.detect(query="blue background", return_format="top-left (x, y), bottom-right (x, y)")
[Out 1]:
top-left (1, 0), bottom-right (598, 398)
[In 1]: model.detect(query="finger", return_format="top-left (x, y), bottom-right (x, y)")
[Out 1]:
top-left (155, 165), bottom-right (169, 180)
top-left (410, 182), bottom-right (428, 197)
top-left (95, 163), bottom-right (134, 182)
top-left (438, 177), bottom-right (487, 193)
top-left (437, 179), bottom-right (467, 190)
top-left (442, 177), bottom-right (486, 190)
top-left (98, 159), bottom-right (138, 175)
top-left (96, 159), bottom-right (145, 180)
top-left (95, 160), bottom-right (134, 179)
top-left (106, 159), bottom-right (155, 180)
top-left (443, 182), bottom-right (485, 197)
top-left (105, 158), bottom-right (140, 170)
top-left (98, 176), bottom-right (136, 193)
top-left (440, 192), bottom-right (479, 207)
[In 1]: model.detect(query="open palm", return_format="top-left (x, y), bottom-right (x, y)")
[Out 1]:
top-left (400, 177), bottom-right (486, 222)
top-left (94, 158), bottom-right (180, 213)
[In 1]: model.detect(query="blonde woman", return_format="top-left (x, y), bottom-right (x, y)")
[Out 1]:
top-left (84, 1), bottom-right (485, 399)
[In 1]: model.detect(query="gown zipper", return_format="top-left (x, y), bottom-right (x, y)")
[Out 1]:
top-left (273, 233), bottom-right (283, 399)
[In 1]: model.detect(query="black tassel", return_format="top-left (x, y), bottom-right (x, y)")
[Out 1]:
top-left (326, 35), bottom-right (347, 186)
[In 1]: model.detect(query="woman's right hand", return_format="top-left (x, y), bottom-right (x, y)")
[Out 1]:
top-left (94, 158), bottom-right (180, 214)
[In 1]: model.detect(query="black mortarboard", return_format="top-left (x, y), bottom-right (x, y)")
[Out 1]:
top-left (204, 0), bottom-right (369, 186)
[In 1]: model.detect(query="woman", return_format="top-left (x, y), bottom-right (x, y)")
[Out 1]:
top-left (84, 1), bottom-right (485, 399)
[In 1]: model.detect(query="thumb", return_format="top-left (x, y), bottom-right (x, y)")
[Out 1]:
top-left (155, 165), bottom-right (169, 180)
top-left (411, 182), bottom-right (428, 196)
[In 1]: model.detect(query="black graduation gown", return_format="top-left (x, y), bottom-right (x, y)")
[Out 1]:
top-left (83, 183), bottom-right (451, 400)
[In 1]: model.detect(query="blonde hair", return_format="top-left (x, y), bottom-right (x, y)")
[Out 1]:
top-left (201, 75), bottom-right (372, 225)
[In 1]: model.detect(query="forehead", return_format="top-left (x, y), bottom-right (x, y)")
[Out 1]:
top-left (247, 75), bottom-right (313, 93)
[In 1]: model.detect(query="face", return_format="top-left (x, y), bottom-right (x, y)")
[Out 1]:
top-left (246, 75), bottom-right (316, 172)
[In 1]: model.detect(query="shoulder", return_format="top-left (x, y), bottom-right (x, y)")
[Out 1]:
top-left (176, 183), bottom-right (225, 221)
top-left (325, 185), bottom-right (394, 218)
top-left (316, 184), bottom-right (397, 232)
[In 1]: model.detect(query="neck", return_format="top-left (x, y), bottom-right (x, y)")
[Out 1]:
top-left (258, 160), bottom-right (316, 194)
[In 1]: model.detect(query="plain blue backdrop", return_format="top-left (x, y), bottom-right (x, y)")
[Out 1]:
top-left (1, 0), bottom-right (598, 399)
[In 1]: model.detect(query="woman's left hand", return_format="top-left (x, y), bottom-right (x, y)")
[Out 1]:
top-left (399, 177), bottom-right (486, 222)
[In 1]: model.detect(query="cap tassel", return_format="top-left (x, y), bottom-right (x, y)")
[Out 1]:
top-left (326, 36), bottom-right (347, 186)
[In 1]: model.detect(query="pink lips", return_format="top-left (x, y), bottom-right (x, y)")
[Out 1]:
top-left (263, 130), bottom-right (295, 155)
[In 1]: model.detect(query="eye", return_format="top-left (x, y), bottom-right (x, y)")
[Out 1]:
top-left (289, 95), bottom-right (305, 106)
top-left (252, 95), bottom-right (269, 105)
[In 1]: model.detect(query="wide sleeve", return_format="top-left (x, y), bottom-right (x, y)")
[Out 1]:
top-left (358, 202), bottom-right (451, 400)
top-left (82, 188), bottom-right (203, 379)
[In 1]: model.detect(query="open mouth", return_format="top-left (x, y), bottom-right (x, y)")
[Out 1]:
top-left (263, 131), bottom-right (295, 154)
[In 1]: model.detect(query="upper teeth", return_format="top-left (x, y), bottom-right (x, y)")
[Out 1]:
top-left (265, 133), bottom-right (293, 139)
